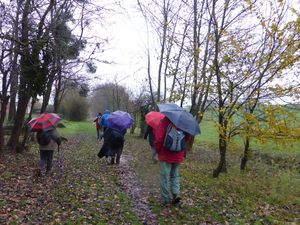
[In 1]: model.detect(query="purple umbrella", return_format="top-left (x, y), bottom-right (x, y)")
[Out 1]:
top-left (107, 111), bottom-right (133, 133)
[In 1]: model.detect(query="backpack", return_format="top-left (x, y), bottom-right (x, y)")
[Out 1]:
top-left (163, 124), bottom-right (186, 152)
top-left (103, 128), bottom-right (124, 149)
top-left (36, 130), bottom-right (52, 146)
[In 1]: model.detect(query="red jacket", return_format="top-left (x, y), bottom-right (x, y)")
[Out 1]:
top-left (93, 117), bottom-right (101, 129)
top-left (154, 117), bottom-right (190, 164)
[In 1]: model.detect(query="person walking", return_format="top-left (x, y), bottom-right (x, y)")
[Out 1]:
top-left (153, 117), bottom-right (191, 206)
top-left (100, 109), bottom-right (110, 132)
top-left (144, 125), bottom-right (158, 163)
top-left (93, 112), bottom-right (102, 139)
top-left (36, 128), bottom-right (63, 175)
top-left (101, 127), bottom-right (125, 164)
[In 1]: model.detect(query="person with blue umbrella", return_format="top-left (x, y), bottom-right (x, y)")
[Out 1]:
top-left (153, 103), bottom-right (200, 206)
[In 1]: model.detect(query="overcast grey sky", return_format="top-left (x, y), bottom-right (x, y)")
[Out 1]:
top-left (86, 0), bottom-right (154, 92)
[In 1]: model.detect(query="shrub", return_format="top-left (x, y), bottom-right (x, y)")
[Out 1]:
top-left (60, 91), bottom-right (89, 121)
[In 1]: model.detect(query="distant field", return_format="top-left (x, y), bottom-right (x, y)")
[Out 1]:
top-left (59, 117), bottom-right (299, 156)
top-left (196, 118), bottom-right (300, 155)
top-left (59, 120), bottom-right (96, 136)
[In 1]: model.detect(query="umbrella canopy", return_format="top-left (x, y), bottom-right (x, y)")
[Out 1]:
top-left (158, 103), bottom-right (200, 136)
top-left (107, 111), bottom-right (133, 133)
top-left (145, 111), bottom-right (165, 128)
top-left (27, 113), bottom-right (61, 132)
top-left (157, 103), bottom-right (185, 112)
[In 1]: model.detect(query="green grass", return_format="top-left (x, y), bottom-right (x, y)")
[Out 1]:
top-left (196, 120), bottom-right (219, 148)
top-left (58, 120), bottom-right (96, 136)
top-left (127, 134), bottom-right (300, 224)
top-left (196, 118), bottom-right (300, 155)
top-left (0, 171), bottom-right (15, 179)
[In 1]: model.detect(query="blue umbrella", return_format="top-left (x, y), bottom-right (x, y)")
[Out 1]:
top-left (107, 111), bottom-right (133, 133)
top-left (158, 103), bottom-right (200, 136)
top-left (157, 103), bottom-right (185, 112)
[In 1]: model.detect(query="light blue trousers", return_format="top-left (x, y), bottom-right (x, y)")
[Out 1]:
top-left (159, 161), bottom-right (180, 203)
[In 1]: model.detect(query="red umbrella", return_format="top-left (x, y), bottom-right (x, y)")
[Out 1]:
top-left (145, 111), bottom-right (165, 129)
top-left (27, 113), bottom-right (61, 132)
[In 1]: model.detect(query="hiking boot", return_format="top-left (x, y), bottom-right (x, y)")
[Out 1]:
top-left (46, 170), bottom-right (54, 176)
top-left (162, 201), bottom-right (170, 207)
top-left (172, 196), bottom-right (181, 205)
top-left (35, 169), bottom-right (42, 177)
top-left (110, 157), bottom-right (115, 164)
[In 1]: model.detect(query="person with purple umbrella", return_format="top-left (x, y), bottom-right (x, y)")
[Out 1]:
top-left (97, 111), bottom-right (133, 164)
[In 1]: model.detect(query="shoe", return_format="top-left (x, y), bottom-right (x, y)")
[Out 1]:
top-left (110, 157), bottom-right (115, 164)
top-left (35, 169), bottom-right (42, 177)
top-left (162, 201), bottom-right (170, 207)
top-left (172, 196), bottom-right (181, 205)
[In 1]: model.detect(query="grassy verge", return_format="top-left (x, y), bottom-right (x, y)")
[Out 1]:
top-left (125, 134), bottom-right (300, 224)
top-left (59, 120), bottom-right (96, 136)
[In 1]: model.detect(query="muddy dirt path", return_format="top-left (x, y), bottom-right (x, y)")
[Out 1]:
top-left (117, 154), bottom-right (158, 225)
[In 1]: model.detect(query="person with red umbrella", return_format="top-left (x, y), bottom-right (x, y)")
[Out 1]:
top-left (144, 111), bottom-right (165, 163)
top-left (153, 116), bottom-right (192, 206)
top-left (27, 113), bottom-right (65, 176)
top-left (147, 104), bottom-right (200, 207)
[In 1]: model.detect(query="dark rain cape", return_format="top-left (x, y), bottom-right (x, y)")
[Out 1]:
top-left (97, 128), bottom-right (125, 158)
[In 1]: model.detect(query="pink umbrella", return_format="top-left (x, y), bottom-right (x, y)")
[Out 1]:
top-left (145, 111), bottom-right (165, 129)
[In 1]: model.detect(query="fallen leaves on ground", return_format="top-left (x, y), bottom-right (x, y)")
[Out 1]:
top-left (0, 133), bottom-right (299, 224)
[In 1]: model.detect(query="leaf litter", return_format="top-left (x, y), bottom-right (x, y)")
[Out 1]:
top-left (0, 133), bottom-right (299, 224)
top-left (0, 134), bottom-right (158, 225)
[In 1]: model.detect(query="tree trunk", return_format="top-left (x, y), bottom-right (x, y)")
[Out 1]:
top-left (53, 57), bottom-right (62, 113)
top-left (139, 106), bottom-right (148, 138)
top-left (53, 78), bottom-right (61, 113)
top-left (130, 112), bottom-right (138, 135)
top-left (240, 136), bottom-right (250, 170)
top-left (8, 66), bottom-right (18, 121)
top-left (22, 98), bottom-right (36, 147)
top-left (0, 70), bottom-right (10, 154)
top-left (0, 97), bottom-right (9, 154)
top-left (7, 95), bottom-right (30, 153)
top-left (213, 134), bottom-right (228, 177)
top-left (8, 0), bottom-right (21, 122)
top-left (190, 0), bottom-right (199, 116)
top-left (40, 69), bottom-right (56, 113)
top-left (186, 135), bottom-right (195, 151)
top-left (7, 0), bottom-right (32, 153)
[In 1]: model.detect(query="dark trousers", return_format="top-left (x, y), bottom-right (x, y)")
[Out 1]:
top-left (109, 147), bottom-right (123, 164)
top-left (39, 150), bottom-right (54, 172)
top-left (96, 128), bottom-right (101, 139)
